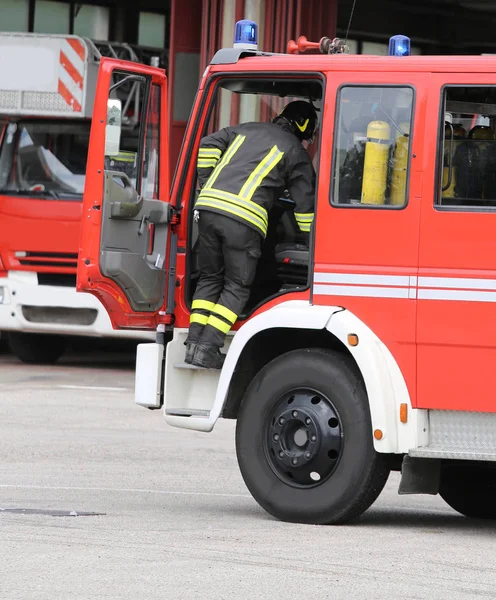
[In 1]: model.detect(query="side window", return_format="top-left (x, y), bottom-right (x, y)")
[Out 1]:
top-left (331, 86), bottom-right (414, 208)
top-left (141, 84), bottom-right (161, 199)
top-left (438, 86), bottom-right (496, 209)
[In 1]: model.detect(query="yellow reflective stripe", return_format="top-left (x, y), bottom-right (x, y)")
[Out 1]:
top-left (192, 300), bottom-right (215, 312)
top-left (199, 148), bottom-right (222, 158)
top-left (205, 135), bottom-right (246, 190)
top-left (294, 213), bottom-right (314, 223)
top-left (197, 159), bottom-right (218, 168)
top-left (207, 315), bottom-right (232, 334)
top-left (113, 152), bottom-right (136, 163)
top-left (195, 198), bottom-right (267, 236)
top-left (211, 304), bottom-right (237, 324)
top-left (200, 188), bottom-right (268, 225)
top-left (190, 313), bottom-right (208, 326)
top-left (295, 213), bottom-right (314, 233)
top-left (196, 197), bottom-right (267, 236)
top-left (239, 145), bottom-right (284, 201)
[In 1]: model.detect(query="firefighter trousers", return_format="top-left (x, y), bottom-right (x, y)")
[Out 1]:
top-left (186, 210), bottom-right (262, 348)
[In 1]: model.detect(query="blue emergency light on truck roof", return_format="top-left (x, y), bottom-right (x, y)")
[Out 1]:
top-left (388, 34), bottom-right (411, 56)
top-left (234, 20), bottom-right (258, 50)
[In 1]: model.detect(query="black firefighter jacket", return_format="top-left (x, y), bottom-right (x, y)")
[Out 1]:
top-left (195, 120), bottom-right (316, 238)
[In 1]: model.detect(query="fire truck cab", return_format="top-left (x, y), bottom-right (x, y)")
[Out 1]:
top-left (78, 24), bottom-right (496, 524)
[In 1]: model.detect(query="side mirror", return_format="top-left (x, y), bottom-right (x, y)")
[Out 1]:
top-left (105, 98), bottom-right (122, 156)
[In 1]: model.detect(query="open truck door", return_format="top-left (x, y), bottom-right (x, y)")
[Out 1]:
top-left (77, 58), bottom-right (174, 331)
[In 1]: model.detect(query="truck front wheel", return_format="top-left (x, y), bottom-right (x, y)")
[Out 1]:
top-left (7, 332), bottom-right (68, 364)
top-left (235, 348), bottom-right (390, 524)
top-left (440, 464), bottom-right (496, 519)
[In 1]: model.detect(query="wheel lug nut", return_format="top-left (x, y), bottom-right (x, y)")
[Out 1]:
top-left (279, 451), bottom-right (284, 458)
top-left (305, 418), bottom-right (311, 425)
top-left (311, 435), bottom-right (317, 442)
top-left (273, 434), bottom-right (279, 442)
top-left (279, 417), bottom-right (285, 425)
top-left (292, 410), bottom-right (298, 418)
top-left (305, 452), bottom-right (311, 459)
top-left (292, 458), bottom-right (298, 466)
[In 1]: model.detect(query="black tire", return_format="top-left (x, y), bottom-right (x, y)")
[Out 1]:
top-left (440, 464), bottom-right (496, 519)
top-left (235, 348), bottom-right (390, 524)
top-left (7, 332), bottom-right (68, 365)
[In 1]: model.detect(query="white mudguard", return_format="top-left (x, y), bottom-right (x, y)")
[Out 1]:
top-left (155, 300), bottom-right (429, 452)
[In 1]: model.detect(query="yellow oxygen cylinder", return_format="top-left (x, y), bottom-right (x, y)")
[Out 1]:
top-left (390, 122), bottom-right (410, 205)
top-left (361, 120), bottom-right (390, 205)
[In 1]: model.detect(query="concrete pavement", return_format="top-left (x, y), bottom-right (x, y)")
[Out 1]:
top-left (1, 351), bottom-right (495, 600)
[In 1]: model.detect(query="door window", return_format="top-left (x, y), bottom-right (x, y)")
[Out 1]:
top-left (104, 71), bottom-right (144, 186)
top-left (141, 84), bottom-right (161, 199)
top-left (438, 86), bottom-right (496, 209)
top-left (331, 85), bottom-right (414, 208)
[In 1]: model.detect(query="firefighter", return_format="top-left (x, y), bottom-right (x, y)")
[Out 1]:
top-left (184, 100), bottom-right (318, 369)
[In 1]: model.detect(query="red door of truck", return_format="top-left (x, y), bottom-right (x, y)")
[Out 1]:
top-left (313, 72), bottom-right (427, 407)
top-left (417, 73), bottom-right (496, 412)
top-left (77, 58), bottom-right (173, 330)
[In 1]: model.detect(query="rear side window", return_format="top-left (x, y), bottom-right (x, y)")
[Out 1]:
top-left (331, 86), bottom-right (414, 208)
top-left (438, 86), bottom-right (496, 210)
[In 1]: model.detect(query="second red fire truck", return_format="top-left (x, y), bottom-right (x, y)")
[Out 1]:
top-left (0, 33), bottom-right (162, 363)
top-left (77, 23), bottom-right (496, 524)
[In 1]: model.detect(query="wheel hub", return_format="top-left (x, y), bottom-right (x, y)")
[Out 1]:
top-left (265, 389), bottom-right (343, 487)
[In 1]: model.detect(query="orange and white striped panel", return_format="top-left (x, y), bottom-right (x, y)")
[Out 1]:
top-left (58, 37), bottom-right (86, 113)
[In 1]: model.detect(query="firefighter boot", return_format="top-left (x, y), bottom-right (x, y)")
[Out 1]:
top-left (192, 343), bottom-right (226, 369)
top-left (184, 342), bottom-right (197, 364)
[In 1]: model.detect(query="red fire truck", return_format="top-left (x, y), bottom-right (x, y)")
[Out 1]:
top-left (0, 33), bottom-right (161, 363)
top-left (77, 23), bottom-right (496, 524)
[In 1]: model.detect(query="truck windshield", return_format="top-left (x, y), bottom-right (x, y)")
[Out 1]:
top-left (0, 120), bottom-right (90, 200)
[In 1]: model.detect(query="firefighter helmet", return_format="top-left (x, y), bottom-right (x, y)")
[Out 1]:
top-left (275, 100), bottom-right (318, 141)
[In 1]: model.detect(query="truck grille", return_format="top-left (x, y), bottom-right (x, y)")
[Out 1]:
top-left (37, 273), bottom-right (77, 287)
top-left (21, 306), bottom-right (98, 326)
top-left (17, 252), bottom-right (78, 269)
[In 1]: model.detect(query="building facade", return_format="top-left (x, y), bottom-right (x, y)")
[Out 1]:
top-left (1, 0), bottom-right (495, 166)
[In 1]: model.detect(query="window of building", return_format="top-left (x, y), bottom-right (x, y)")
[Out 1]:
top-left (346, 39), bottom-right (358, 54)
top-left (331, 85), bottom-right (414, 208)
top-left (362, 41), bottom-right (388, 56)
top-left (2, 0), bottom-right (29, 32)
top-left (74, 4), bottom-right (109, 40)
top-left (173, 52), bottom-right (201, 122)
top-left (138, 12), bottom-right (166, 48)
top-left (438, 86), bottom-right (496, 210)
top-left (358, 41), bottom-right (422, 56)
top-left (34, 0), bottom-right (70, 34)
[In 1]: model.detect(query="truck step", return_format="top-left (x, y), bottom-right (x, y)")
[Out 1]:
top-left (165, 408), bottom-right (211, 417)
top-left (409, 409), bottom-right (496, 462)
top-left (409, 447), bottom-right (496, 461)
top-left (173, 362), bottom-right (218, 370)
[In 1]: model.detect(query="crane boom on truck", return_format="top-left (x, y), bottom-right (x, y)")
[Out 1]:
top-left (77, 22), bottom-right (496, 524)
top-left (0, 32), bottom-right (166, 363)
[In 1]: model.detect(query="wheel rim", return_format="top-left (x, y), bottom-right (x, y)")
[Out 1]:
top-left (264, 388), bottom-right (343, 488)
